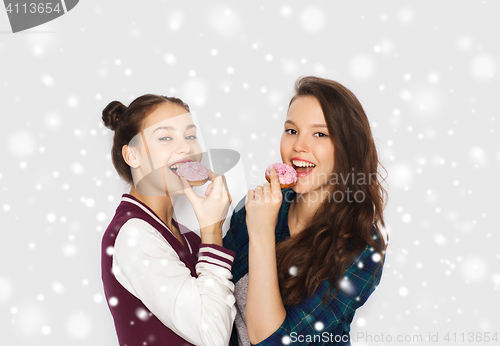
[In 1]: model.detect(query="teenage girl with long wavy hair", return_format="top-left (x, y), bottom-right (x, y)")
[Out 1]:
top-left (224, 76), bottom-right (389, 346)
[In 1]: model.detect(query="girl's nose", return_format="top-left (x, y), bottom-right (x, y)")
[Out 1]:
top-left (293, 134), bottom-right (308, 153)
top-left (176, 138), bottom-right (194, 155)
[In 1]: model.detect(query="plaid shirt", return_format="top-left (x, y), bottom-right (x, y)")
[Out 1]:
top-left (223, 188), bottom-right (385, 346)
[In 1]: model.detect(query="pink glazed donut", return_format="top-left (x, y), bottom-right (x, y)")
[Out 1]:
top-left (176, 162), bottom-right (209, 186)
top-left (265, 163), bottom-right (297, 189)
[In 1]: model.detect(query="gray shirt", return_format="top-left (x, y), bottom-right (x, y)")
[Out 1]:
top-left (234, 273), bottom-right (251, 346)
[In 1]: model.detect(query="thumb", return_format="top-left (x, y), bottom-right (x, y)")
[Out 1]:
top-left (205, 182), bottom-right (214, 196)
top-left (270, 166), bottom-right (281, 192)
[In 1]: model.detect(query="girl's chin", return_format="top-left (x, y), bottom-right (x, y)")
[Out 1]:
top-left (292, 182), bottom-right (329, 195)
top-left (292, 183), bottom-right (313, 194)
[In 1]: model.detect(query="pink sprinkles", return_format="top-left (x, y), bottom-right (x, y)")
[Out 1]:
top-left (266, 163), bottom-right (297, 184)
top-left (176, 162), bottom-right (209, 181)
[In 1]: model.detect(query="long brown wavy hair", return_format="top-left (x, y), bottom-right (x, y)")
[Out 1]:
top-left (276, 76), bottom-right (389, 306)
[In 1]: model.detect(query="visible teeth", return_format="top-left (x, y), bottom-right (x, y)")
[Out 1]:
top-left (292, 160), bottom-right (316, 168)
top-left (170, 163), bottom-right (183, 170)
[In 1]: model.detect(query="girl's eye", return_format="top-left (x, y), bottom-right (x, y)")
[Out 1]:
top-left (314, 132), bottom-right (328, 138)
top-left (285, 129), bottom-right (297, 135)
top-left (186, 135), bottom-right (197, 140)
top-left (158, 137), bottom-right (172, 141)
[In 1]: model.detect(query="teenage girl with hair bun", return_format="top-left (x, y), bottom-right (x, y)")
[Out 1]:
top-left (101, 94), bottom-right (236, 346)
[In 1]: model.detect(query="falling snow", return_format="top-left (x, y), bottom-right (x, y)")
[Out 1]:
top-left (1, 1), bottom-right (498, 345)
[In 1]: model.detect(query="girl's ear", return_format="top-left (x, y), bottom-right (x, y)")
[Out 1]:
top-left (122, 145), bottom-right (140, 169)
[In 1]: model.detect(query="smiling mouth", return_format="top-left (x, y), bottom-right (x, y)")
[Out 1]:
top-left (291, 159), bottom-right (316, 172)
top-left (291, 160), bottom-right (316, 178)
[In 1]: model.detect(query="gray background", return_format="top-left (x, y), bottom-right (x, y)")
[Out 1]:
top-left (1, 1), bottom-right (499, 345)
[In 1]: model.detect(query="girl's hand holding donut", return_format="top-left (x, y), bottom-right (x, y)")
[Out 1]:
top-left (245, 166), bottom-right (282, 241)
top-left (180, 170), bottom-right (232, 233)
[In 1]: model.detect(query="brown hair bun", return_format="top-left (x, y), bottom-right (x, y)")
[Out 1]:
top-left (102, 101), bottom-right (127, 131)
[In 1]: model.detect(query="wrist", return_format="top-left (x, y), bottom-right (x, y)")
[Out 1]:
top-left (200, 222), bottom-right (223, 234)
top-left (248, 227), bottom-right (275, 245)
top-left (200, 230), bottom-right (223, 246)
top-left (200, 222), bottom-right (223, 246)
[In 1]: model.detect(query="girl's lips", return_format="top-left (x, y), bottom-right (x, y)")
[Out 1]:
top-left (169, 159), bottom-right (193, 166)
